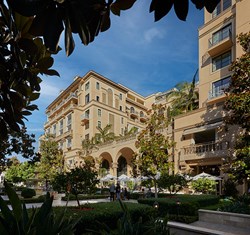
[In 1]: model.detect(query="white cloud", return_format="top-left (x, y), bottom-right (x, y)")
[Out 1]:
top-left (144, 28), bottom-right (166, 43)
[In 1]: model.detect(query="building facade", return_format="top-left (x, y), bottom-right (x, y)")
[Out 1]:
top-left (174, 0), bottom-right (250, 183)
top-left (42, 0), bottom-right (250, 184)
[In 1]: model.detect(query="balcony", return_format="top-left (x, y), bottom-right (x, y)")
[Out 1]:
top-left (130, 110), bottom-right (138, 119)
top-left (140, 114), bottom-right (147, 123)
top-left (208, 84), bottom-right (229, 101)
top-left (81, 113), bottom-right (90, 125)
top-left (208, 30), bottom-right (233, 56)
top-left (181, 141), bottom-right (229, 161)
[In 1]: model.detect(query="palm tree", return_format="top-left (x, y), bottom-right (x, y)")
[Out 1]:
top-left (166, 69), bottom-right (199, 117)
top-left (95, 124), bottom-right (115, 144)
top-left (82, 137), bottom-right (97, 156)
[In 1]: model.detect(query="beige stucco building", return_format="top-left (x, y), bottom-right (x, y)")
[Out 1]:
top-left (174, 0), bottom-right (249, 180)
top-left (42, 0), bottom-right (250, 184)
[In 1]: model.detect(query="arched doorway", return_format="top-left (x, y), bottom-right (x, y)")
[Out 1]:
top-left (100, 159), bottom-right (110, 176)
top-left (117, 156), bottom-right (127, 177)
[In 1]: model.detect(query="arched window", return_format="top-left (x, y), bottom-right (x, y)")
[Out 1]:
top-left (130, 107), bottom-right (135, 113)
top-left (117, 156), bottom-right (127, 177)
top-left (140, 111), bottom-right (144, 117)
top-left (101, 159), bottom-right (109, 169)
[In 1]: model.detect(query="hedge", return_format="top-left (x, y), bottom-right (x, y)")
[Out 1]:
top-left (52, 202), bottom-right (155, 235)
top-left (137, 194), bottom-right (219, 217)
top-left (61, 194), bottom-right (108, 201)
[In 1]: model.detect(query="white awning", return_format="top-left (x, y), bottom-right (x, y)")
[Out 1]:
top-left (183, 121), bottom-right (223, 136)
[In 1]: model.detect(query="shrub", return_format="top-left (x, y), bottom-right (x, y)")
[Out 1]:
top-left (223, 179), bottom-right (239, 198)
top-left (220, 201), bottom-right (250, 214)
top-left (0, 182), bottom-right (78, 234)
top-left (21, 188), bottom-right (36, 198)
top-left (61, 193), bottom-right (108, 201)
top-left (53, 201), bottom-right (155, 234)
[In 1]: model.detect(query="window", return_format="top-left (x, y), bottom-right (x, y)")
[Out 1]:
top-left (85, 122), bottom-right (89, 129)
top-left (85, 94), bottom-right (90, 104)
top-left (96, 82), bottom-right (100, 90)
top-left (212, 0), bottom-right (231, 18)
top-left (52, 124), bottom-right (56, 135)
top-left (210, 24), bottom-right (231, 47)
top-left (67, 137), bottom-right (72, 148)
top-left (85, 134), bottom-right (89, 140)
top-left (85, 82), bottom-right (89, 91)
top-left (96, 96), bottom-right (99, 101)
top-left (210, 76), bottom-right (230, 99)
top-left (121, 128), bottom-right (124, 135)
top-left (119, 106), bottom-right (122, 111)
top-left (59, 119), bottom-right (63, 135)
top-left (140, 111), bottom-right (144, 117)
top-left (67, 114), bottom-right (72, 131)
top-left (121, 117), bottom-right (124, 124)
top-left (98, 121), bottom-right (101, 128)
top-left (85, 110), bottom-right (90, 118)
top-left (212, 51), bottom-right (231, 71)
top-left (119, 93), bottom-right (122, 100)
top-left (58, 141), bottom-right (63, 150)
top-left (130, 107), bottom-right (135, 113)
top-left (98, 109), bottom-right (101, 117)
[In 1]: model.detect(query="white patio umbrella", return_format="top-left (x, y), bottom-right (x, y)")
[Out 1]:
top-left (118, 174), bottom-right (131, 182)
top-left (135, 176), bottom-right (149, 182)
top-left (100, 173), bottom-right (116, 182)
top-left (192, 172), bottom-right (221, 181)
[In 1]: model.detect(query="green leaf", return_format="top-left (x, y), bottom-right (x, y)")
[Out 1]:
top-left (4, 181), bottom-right (22, 222)
top-left (29, 92), bottom-right (40, 102)
top-left (43, 69), bottom-right (60, 76)
top-left (64, 16), bottom-right (75, 57)
top-left (110, 4), bottom-right (121, 16)
top-left (100, 10), bottom-right (111, 32)
top-left (112, 0), bottom-right (136, 11)
top-left (150, 0), bottom-right (174, 22)
top-left (37, 57), bottom-right (54, 70)
top-left (174, 0), bottom-right (188, 21)
top-left (7, 0), bottom-right (49, 16)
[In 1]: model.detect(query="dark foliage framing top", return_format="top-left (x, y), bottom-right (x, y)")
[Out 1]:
top-left (8, 0), bottom-right (220, 57)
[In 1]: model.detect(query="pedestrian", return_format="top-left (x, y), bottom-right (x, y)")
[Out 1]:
top-left (116, 182), bottom-right (121, 200)
top-left (109, 183), bottom-right (115, 201)
top-left (124, 187), bottom-right (128, 200)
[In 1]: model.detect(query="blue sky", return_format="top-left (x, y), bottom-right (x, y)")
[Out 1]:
top-left (25, 2), bottom-right (204, 149)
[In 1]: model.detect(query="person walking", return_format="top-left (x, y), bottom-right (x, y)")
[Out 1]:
top-left (109, 183), bottom-right (115, 201)
top-left (116, 182), bottom-right (121, 200)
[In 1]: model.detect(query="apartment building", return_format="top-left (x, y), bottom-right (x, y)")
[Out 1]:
top-left (174, 0), bottom-right (250, 184)
top-left (42, 0), bottom-right (249, 184)
top-left (43, 71), bottom-right (158, 177)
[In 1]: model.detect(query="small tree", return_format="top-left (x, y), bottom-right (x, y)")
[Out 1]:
top-left (224, 32), bottom-right (250, 185)
top-left (5, 161), bottom-right (35, 184)
top-left (133, 104), bottom-right (175, 198)
top-left (157, 173), bottom-right (188, 195)
top-left (52, 161), bottom-right (99, 207)
top-left (36, 134), bottom-right (64, 184)
top-left (191, 178), bottom-right (217, 194)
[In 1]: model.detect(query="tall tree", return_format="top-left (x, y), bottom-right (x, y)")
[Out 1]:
top-left (166, 70), bottom-right (199, 117)
top-left (224, 32), bottom-right (250, 185)
top-left (133, 104), bottom-right (175, 198)
top-left (36, 134), bottom-right (64, 182)
top-left (0, 127), bottom-right (36, 167)
top-left (0, 2), bottom-right (59, 140)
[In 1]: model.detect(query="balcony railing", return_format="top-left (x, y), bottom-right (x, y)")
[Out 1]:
top-left (208, 84), bottom-right (229, 100)
top-left (209, 29), bottom-right (232, 48)
top-left (182, 141), bottom-right (229, 158)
